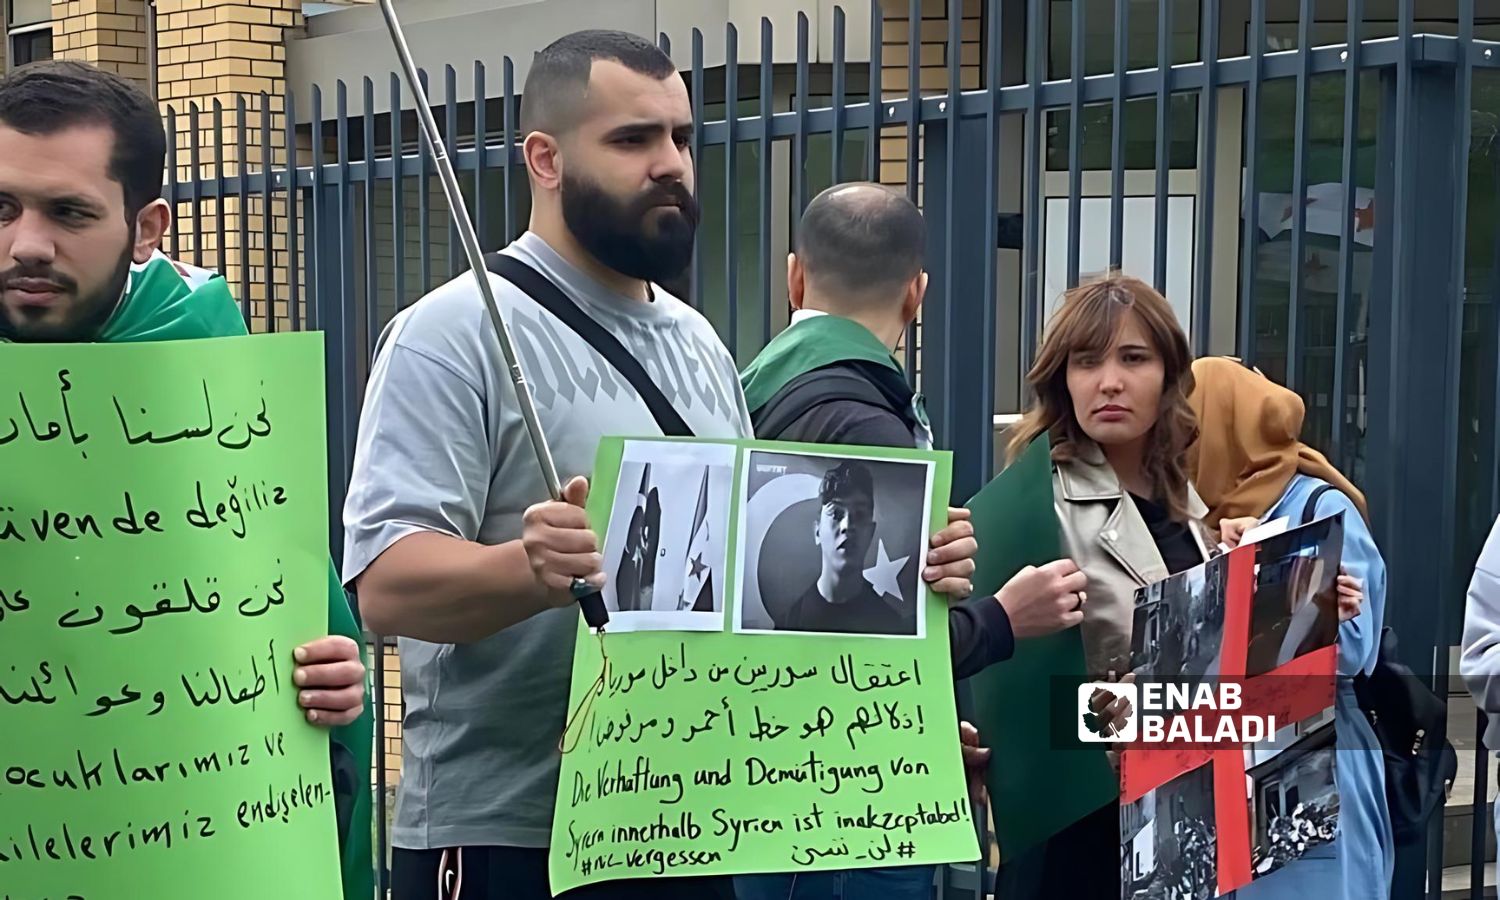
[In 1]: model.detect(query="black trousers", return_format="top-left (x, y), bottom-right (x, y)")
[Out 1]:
top-left (993, 801), bottom-right (1120, 900)
top-left (391, 846), bottom-right (736, 900)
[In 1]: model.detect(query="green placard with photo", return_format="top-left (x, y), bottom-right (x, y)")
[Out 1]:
top-left (548, 436), bottom-right (979, 894)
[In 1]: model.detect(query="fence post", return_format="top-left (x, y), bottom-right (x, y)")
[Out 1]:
top-left (1366, 58), bottom-right (1467, 900)
top-left (921, 115), bottom-right (997, 507)
top-left (317, 180), bottom-right (354, 568)
top-left (922, 110), bottom-right (997, 900)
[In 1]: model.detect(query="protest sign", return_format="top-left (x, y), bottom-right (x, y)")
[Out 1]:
top-left (1118, 514), bottom-right (1344, 898)
top-left (0, 334), bottom-right (343, 899)
top-left (549, 437), bottom-right (978, 894)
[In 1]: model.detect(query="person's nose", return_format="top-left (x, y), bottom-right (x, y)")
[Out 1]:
top-left (1098, 360), bottom-right (1126, 397)
top-left (6, 209), bottom-right (57, 269)
top-left (649, 136), bottom-right (688, 185)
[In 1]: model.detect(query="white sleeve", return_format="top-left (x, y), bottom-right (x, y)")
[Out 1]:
top-left (1459, 515), bottom-right (1500, 719)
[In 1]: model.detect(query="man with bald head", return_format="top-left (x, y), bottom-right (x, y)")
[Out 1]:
top-left (737, 183), bottom-right (1088, 898)
top-left (743, 182), bottom-right (932, 448)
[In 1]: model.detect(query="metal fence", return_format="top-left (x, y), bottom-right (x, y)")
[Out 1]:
top-left (160, 0), bottom-right (1500, 897)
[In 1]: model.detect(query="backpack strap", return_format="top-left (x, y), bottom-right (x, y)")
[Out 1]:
top-left (483, 253), bottom-right (694, 438)
top-left (752, 366), bottom-right (911, 442)
top-left (1300, 483), bottom-right (1337, 526)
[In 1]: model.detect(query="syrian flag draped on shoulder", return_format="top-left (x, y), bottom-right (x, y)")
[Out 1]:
top-left (92, 250), bottom-right (249, 342)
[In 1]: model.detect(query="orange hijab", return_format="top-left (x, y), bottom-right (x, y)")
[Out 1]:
top-left (1186, 357), bottom-right (1369, 528)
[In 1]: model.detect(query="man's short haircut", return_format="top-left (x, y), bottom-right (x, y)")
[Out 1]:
top-left (520, 30), bottom-right (678, 136)
top-left (0, 60), bottom-right (165, 218)
top-left (820, 461), bottom-right (875, 508)
top-left (796, 182), bottom-right (926, 300)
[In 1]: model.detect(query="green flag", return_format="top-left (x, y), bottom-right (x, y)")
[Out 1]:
top-left (964, 435), bottom-right (1117, 862)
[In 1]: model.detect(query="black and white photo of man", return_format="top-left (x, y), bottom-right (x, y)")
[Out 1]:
top-left (599, 440), bottom-right (734, 632)
top-left (780, 460), bottom-right (912, 635)
top-left (736, 450), bottom-right (930, 638)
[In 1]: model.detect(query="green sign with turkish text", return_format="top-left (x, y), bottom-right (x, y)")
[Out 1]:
top-left (0, 334), bottom-right (343, 899)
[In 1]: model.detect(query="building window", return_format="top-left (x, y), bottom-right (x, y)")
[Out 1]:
top-left (7, 0), bottom-right (53, 69)
top-left (10, 26), bottom-right (52, 66)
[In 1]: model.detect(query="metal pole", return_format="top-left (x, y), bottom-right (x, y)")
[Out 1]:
top-left (374, 0), bottom-right (608, 629)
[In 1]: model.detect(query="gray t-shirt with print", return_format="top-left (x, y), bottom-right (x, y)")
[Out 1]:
top-left (341, 232), bottom-right (752, 850)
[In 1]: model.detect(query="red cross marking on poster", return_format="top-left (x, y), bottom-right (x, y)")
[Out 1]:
top-left (1118, 545), bottom-right (1338, 895)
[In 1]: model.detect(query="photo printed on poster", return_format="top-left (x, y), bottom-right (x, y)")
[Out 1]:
top-left (1120, 764), bottom-right (1219, 900)
top-left (1245, 516), bottom-right (1344, 678)
top-left (733, 449), bottom-right (932, 638)
top-left (1131, 555), bottom-right (1229, 691)
top-left (1243, 717), bottom-right (1339, 881)
top-left (597, 440), bottom-right (736, 633)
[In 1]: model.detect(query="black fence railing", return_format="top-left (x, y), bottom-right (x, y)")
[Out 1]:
top-left (160, 1), bottom-right (1500, 897)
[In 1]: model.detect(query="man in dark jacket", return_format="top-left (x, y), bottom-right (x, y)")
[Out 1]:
top-left (735, 182), bottom-right (1088, 900)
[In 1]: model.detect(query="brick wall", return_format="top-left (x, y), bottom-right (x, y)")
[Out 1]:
top-left (377, 640), bottom-right (401, 789)
top-left (878, 0), bottom-right (983, 374)
top-left (156, 0), bottom-right (302, 332)
top-left (50, 0), bottom-right (150, 87)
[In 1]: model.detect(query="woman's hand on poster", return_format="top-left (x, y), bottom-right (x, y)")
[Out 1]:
top-left (996, 559), bottom-right (1088, 639)
top-left (1218, 516), bottom-right (1260, 549)
top-left (1336, 568), bottom-right (1363, 622)
top-left (293, 635), bottom-right (366, 727)
top-left (924, 507), bottom-right (977, 599)
top-left (522, 475), bottom-right (605, 608)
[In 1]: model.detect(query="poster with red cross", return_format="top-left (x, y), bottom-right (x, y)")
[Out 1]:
top-left (1116, 513), bottom-right (1346, 899)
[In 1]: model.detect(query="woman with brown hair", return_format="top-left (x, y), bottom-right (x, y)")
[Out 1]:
top-left (1001, 273), bottom-right (1217, 899)
top-left (1006, 273), bottom-right (1216, 679)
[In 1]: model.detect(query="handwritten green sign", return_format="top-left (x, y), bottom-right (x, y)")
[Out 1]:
top-left (549, 437), bottom-right (978, 894)
top-left (0, 334), bottom-right (343, 900)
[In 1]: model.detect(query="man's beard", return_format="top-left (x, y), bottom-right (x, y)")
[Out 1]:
top-left (0, 243), bottom-right (132, 343)
top-left (560, 172), bottom-right (699, 285)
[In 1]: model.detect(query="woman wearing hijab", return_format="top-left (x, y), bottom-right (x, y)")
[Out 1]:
top-left (1187, 356), bottom-right (1391, 900)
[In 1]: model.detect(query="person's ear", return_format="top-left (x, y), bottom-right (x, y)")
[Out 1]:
top-left (524, 131), bottom-right (564, 192)
top-left (787, 253), bottom-right (805, 309)
top-left (901, 271), bottom-right (928, 321)
top-left (132, 199), bottom-right (171, 263)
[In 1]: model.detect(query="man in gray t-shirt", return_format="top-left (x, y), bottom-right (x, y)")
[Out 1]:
top-left (342, 30), bottom-right (748, 900)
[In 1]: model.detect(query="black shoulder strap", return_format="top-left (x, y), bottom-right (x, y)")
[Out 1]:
top-left (483, 252), bottom-right (694, 438)
top-left (753, 367), bottom-right (907, 441)
top-left (1301, 483), bottom-right (1336, 526)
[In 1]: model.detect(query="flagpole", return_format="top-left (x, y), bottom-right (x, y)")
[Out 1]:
top-left (375, 0), bottom-right (608, 629)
